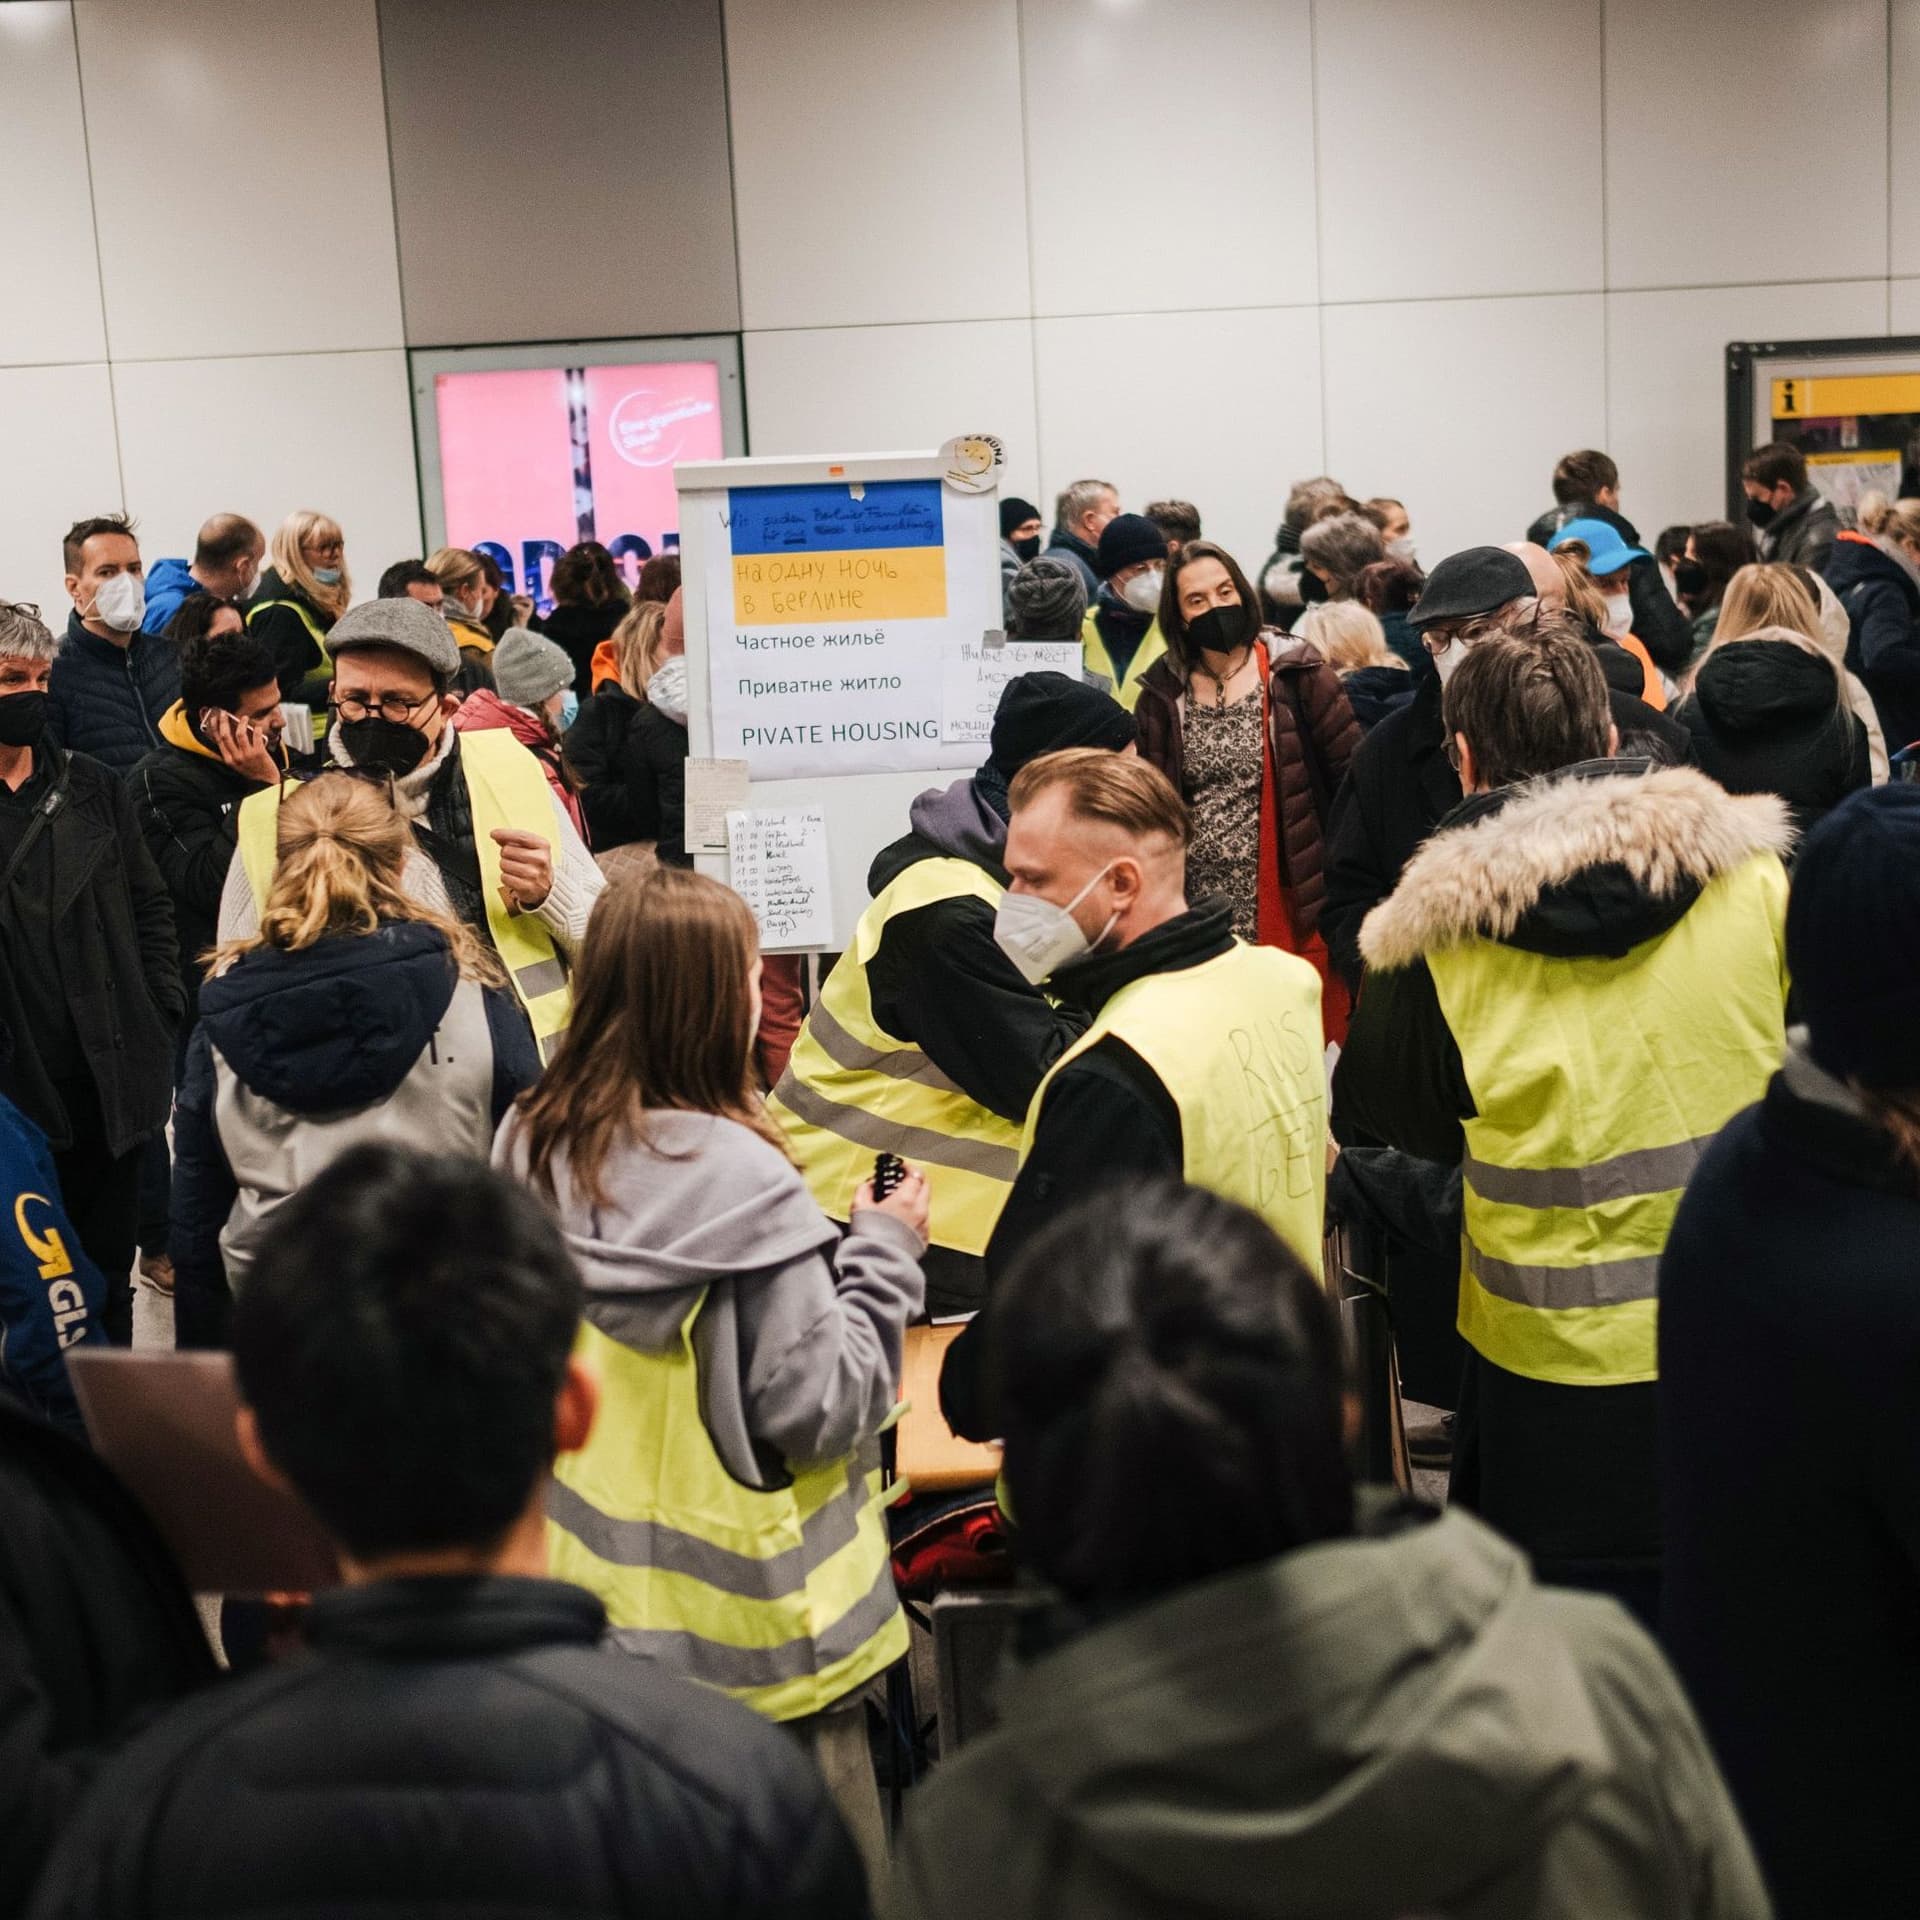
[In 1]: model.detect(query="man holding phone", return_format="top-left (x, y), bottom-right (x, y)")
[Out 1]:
top-left (129, 615), bottom-right (287, 1030)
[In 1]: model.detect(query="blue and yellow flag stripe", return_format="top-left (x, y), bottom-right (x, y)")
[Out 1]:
top-left (729, 479), bottom-right (947, 624)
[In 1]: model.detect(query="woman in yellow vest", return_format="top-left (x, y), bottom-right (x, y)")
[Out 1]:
top-left (247, 509), bottom-right (349, 726)
top-left (1338, 619), bottom-right (1791, 1625)
top-left (493, 866), bottom-right (925, 1872)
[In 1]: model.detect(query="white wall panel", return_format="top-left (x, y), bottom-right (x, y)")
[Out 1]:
top-left (1032, 307), bottom-right (1323, 576)
top-left (1315, 0), bottom-right (1601, 303)
top-left (1607, 281), bottom-right (1889, 540)
top-left (1021, 0), bottom-right (1314, 317)
top-left (0, 363), bottom-right (123, 623)
top-left (75, 0), bottom-right (403, 360)
top-left (1323, 293), bottom-right (1605, 565)
top-left (111, 351), bottom-right (421, 581)
top-left (1891, 279), bottom-right (1920, 333)
top-left (0, 5), bottom-right (109, 367)
top-left (725, 0), bottom-right (1029, 330)
top-left (1605, 0), bottom-right (1886, 291)
top-left (1892, 2), bottom-right (1920, 276)
top-left (745, 320), bottom-right (1041, 506)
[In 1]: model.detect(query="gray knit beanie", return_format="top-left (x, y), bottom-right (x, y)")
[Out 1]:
top-left (1007, 555), bottom-right (1087, 641)
top-left (491, 627), bottom-right (574, 708)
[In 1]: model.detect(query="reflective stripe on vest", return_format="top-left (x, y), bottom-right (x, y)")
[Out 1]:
top-left (547, 1300), bottom-right (906, 1721)
top-left (1081, 608), bottom-right (1166, 712)
top-left (247, 598), bottom-right (332, 740)
top-left (233, 730), bottom-right (572, 1058)
top-left (1025, 942), bottom-right (1327, 1277)
top-left (1428, 853), bottom-right (1789, 1388)
top-left (768, 857), bottom-right (1023, 1255)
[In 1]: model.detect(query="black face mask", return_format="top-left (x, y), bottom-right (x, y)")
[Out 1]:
top-left (1012, 535), bottom-right (1041, 563)
top-left (0, 690), bottom-right (48, 749)
top-left (338, 714), bottom-right (432, 778)
top-left (1673, 558), bottom-right (1709, 599)
top-left (1745, 495), bottom-right (1779, 529)
top-left (1297, 566), bottom-right (1329, 605)
top-left (1187, 602), bottom-right (1256, 656)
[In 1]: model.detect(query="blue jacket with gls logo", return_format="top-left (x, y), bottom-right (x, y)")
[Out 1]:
top-left (1, 1091), bottom-right (104, 1434)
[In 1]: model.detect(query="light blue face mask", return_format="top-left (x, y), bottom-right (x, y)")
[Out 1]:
top-left (313, 566), bottom-right (343, 586)
top-left (558, 689), bottom-right (579, 731)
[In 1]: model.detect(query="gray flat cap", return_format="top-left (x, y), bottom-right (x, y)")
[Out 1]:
top-left (326, 595), bottom-right (462, 678)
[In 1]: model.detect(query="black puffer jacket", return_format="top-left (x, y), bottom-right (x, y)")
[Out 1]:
top-left (44, 614), bottom-right (177, 774)
top-left (566, 684), bottom-right (690, 861)
top-left (0, 746), bottom-right (182, 1155)
top-left (24, 1576), bottom-right (869, 1920)
top-left (0, 1394), bottom-right (216, 1914)
top-left (1675, 640), bottom-right (1869, 839)
top-left (127, 712), bottom-right (268, 1018)
top-left (531, 600), bottom-right (624, 697)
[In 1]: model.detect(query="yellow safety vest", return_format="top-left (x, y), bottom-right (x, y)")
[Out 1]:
top-left (548, 1297), bottom-right (907, 1723)
top-left (768, 858), bottom-right (1022, 1255)
top-left (1081, 607), bottom-right (1166, 712)
top-left (246, 597), bottom-right (333, 742)
top-left (1428, 854), bottom-right (1788, 1388)
top-left (1025, 942), bottom-right (1327, 1277)
top-left (235, 729), bottom-right (573, 1060)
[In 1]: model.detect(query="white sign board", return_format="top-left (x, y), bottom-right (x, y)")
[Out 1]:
top-left (678, 450), bottom-right (1007, 950)
top-left (726, 806), bottom-right (834, 948)
top-left (941, 638), bottom-right (1082, 749)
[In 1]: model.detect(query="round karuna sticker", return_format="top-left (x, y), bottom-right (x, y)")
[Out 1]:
top-left (940, 434), bottom-right (1005, 494)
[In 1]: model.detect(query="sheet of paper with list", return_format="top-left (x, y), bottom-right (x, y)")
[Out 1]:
top-left (726, 806), bottom-right (834, 949)
top-left (940, 638), bottom-right (1083, 747)
top-left (683, 756), bottom-right (751, 854)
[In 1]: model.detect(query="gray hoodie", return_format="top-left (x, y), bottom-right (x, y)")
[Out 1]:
top-left (494, 1108), bottom-right (924, 1488)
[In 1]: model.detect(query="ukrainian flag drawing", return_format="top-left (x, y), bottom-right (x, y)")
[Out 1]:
top-left (730, 479), bottom-right (947, 625)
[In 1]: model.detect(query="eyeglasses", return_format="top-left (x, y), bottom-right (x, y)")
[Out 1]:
top-left (331, 690), bottom-right (438, 726)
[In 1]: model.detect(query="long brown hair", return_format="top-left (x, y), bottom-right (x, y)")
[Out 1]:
top-left (512, 867), bottom-right (781, 1204)
top-left (205, 773), bottom-right (501, 983)
top-left (1157, 540), bottom-right (1267, 676)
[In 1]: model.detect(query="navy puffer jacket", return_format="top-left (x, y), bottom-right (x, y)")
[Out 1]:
top-left (45, 613), bottom-right (177, 775)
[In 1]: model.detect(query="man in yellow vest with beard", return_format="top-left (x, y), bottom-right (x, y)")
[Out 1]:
top-left (770, 671), bottom-right (1138, 1315)
top-left (1336, 616), bottom-right (1790, 1624)
top-left (217, 597), bottom-right (602, 1060)
top-left (941, 749), bottom-right (1328, 1438)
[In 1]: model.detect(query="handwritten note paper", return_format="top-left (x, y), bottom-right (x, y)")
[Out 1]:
top-left (726, 807), bottom-right (834, 949)
top-left (683, 757), bottom-right (751, 854)
top-left (940, 639), bottom-right (1084, 747)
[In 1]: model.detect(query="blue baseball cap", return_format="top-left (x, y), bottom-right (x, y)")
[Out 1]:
top-left (1548, 516), bottom-right (1648, 578)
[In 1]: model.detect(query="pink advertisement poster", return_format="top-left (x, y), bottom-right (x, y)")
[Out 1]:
top-left (433, 360), bottom-right (724, 608)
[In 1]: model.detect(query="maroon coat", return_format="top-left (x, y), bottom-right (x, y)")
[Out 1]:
top-left (1134, 634), bottom-right (1360, 939)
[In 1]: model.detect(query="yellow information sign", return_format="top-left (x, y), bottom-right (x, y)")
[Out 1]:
top-left (1772, 373), bottom-right (1920, 420)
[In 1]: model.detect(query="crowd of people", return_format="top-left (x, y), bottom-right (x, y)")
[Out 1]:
top-left (4, 437), bottom-right (1918, 1917)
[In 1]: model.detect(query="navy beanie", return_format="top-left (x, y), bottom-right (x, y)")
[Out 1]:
top-left (999, 496), bottom-right (1041, 539)
top-left (1787, 783), bottom-right (1920, 1087)
top-left (1096, 513), bottom-right (1169, 580)
top-left (988, 670), bottom-right (1136, 776)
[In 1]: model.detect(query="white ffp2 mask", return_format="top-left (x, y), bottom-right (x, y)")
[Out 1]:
top-left (1121, 569), bottom-right (1164, 614)
top-left (90, 571), bottom-right (145, 632)
top-left (993, 863), bottom-right (1117, 986)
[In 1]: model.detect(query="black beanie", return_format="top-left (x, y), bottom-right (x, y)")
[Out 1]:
top-left (1096, 513), bottom-right (1168, 580)
top-left (999, 496), bottom-right (1041, 539)
top-left (1788, 784), bottom-right (1920, 1088)
top-left (987, 670), bottom-right (1137, 776)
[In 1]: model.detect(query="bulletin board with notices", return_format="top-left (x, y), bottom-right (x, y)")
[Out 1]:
top-left (1728, 335), bottom-right (1920, 520)
top-left (675, 443), bottom-right (1015, 951)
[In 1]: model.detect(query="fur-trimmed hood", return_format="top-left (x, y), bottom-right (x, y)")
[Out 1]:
top-left (1360, 761), bottom-right (1793, 970)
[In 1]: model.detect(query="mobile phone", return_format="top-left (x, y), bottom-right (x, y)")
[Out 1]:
top-left (873, 1152), bottom-right (907, 1200)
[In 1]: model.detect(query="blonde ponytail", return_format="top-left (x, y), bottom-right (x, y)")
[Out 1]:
top-left (1857, 490), bottom-right (1920, 547)
top-left (206, 773), bottom-right (504, 985)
